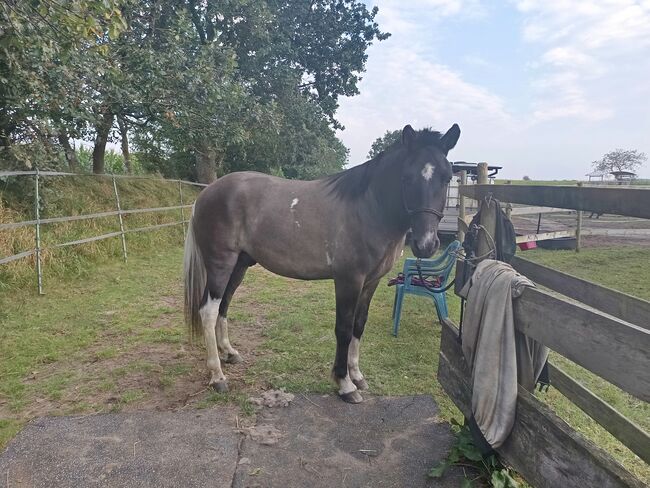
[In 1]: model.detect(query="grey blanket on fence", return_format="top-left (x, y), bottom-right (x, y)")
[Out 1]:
top-left (459, 259), bottom-right (549, 448)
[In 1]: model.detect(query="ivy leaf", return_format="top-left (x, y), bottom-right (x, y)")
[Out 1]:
top-left (461, 478), bottom-right (474, 488)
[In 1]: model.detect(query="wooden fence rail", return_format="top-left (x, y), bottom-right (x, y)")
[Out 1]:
top-left (460, 184), bottom-right (650, 219)
top-left (442, 169), bottom-right (649, 487)
top-left (0, 171), bottom-right (206, 293)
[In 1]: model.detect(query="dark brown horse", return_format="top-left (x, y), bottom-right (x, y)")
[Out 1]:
top-left (184, 124), bottom-right (460, 403)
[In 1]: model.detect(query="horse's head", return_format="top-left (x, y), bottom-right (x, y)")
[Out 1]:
top-left (400, 124), bottom-right (460, 258)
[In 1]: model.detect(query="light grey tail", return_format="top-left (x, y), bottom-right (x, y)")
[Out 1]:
top-left (183, 207), bottom-right (205, 342)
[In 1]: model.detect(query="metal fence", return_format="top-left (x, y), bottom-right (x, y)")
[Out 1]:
top-left (0, 170), bottom-right (207, 294)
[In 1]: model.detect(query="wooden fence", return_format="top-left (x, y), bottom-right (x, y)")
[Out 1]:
top-left (0, 170), bottom-right (206, 294)
top-left (440, 169), bottom-right (649, 487)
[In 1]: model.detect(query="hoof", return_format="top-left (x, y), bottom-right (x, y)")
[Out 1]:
top-left (210, 381), bottom-right (229, 393)
top-left (352, 378), bottom-right (369, 391)
top-left (339, 390), bottom-right (363, 404)
top-left (222, 353), bottom-right (243, 365)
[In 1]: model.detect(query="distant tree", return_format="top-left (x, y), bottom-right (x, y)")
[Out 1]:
top-left (592, 149), bottom-right (647, 174)
top-left (367, 129), bottom-right (402, 160)
top-left (522, 175), bottom-right (531, 181)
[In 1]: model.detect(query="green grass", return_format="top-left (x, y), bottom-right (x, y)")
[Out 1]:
top-left (0, 223), bottom-right (647, 483)
top-left (236, 264), bottom-right (460, 419)
top-left (524, 246), bottom-right (650, 301)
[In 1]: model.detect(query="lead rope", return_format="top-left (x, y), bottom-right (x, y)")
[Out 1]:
top-left (415, 258), bottom-right (456, 293)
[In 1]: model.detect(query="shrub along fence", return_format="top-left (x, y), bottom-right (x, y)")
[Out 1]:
top-left (441, 169), bottom-right (649, 487)
top-left (0, 170), bottom-right (206, 294)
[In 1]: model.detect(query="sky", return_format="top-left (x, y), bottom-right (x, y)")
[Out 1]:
top-left (336, 0), bottom-right (650, 180)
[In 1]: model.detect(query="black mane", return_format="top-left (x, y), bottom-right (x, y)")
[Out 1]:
top-left (324, 128), bottom-right (444, 200)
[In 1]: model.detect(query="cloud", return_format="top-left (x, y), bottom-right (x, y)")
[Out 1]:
top-left (514, 0), bottom-right (650, 122)
top-left (338, 0), bottom-right (508, 165)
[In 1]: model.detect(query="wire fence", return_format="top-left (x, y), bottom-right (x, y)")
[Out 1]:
top-left (0, 170), bottom-right (207, 293)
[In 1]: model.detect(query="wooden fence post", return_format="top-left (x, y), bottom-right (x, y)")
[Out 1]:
top-left (34, 169), bottom-right (44, 295)
top-left (576, 182), bottom-right (583, 252)
top-left (112, 175), bottom-right (128, 262)
top-left (477, 163), bottom-right (496, 260)
top-left (458, 170), bottom-right (467, 243)
top-left (178, 180), bottom-right (186, 237)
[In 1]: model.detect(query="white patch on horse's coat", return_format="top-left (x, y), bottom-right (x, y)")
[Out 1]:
top-left (199, 297), bottom-right (226, 384)
top-left (290, 198), bottom-right (299, 209)
top-left (348, 337), bottom-right (363, 382)
top-left (422, 230), bottom-right (436, 247)
top-left (422, 163), bottom-right (435, 181)
top-left (326, 251), bottom-right (332, 265)
top-left (338, 374), bottom-right (357, 395)
top-left (216, 315), bottom-right (238, 357)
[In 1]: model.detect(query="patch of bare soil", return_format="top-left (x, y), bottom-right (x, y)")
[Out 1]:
top-left (2, 294), bottom-right (273, 425)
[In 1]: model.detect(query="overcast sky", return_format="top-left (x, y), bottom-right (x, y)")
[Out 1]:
top-left (336, 0), bottom-right (650, 180)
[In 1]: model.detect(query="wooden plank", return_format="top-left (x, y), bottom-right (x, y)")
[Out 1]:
top-left (508, 206), bottom-right (568, 216)
top-left (457, 217), bottom-right (469, 234)
top-left (459, 185), bottom-right (650, 219)
top-left (510, 256), bottom-right (650, 330)
top-left (438, 320), bottom-right (645, 488)
top-left (581, 228), bottom-right (650, 237)
top-left (514, 287), bottom-right (650, 402)
top-left (549, 364), bottom-right (650, 463)
top-left (515, 230), bottom-right (574, 243)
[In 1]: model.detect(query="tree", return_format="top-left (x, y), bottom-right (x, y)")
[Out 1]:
top-left (0, 0), bottom-right (127, 170)
top-left (592, 149), bottom-right (647, 174)
top-left (367, 129), bottom-right (402, 160)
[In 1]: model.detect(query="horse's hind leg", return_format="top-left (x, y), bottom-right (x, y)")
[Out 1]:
top-left (200, 252), bottom-right (239, 392)
top-left (217, 253), bottom-right (255, 364)
top-left (349, 279), bottom-right (380, 391)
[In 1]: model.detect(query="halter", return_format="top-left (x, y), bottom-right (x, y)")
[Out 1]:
top-left (401, 176), bottom-right (445, 219)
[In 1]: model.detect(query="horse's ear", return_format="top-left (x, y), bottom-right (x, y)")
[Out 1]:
top-left (441, 124), bottom-right (461, 153)
top-left (401, 125), bottom-right (417, 149)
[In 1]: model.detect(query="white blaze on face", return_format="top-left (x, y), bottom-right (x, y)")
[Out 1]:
top-left (290, 198), bottom-right (299, 209)
top-left (422, 163), bottom-right (435, 181)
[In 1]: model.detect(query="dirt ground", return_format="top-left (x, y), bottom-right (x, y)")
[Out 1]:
top-left (0, 292), bottom-right (272, 427)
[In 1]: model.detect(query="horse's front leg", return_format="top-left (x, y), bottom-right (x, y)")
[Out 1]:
top-left (349, 279), bottom-right (380, 391)
top-left (333, 277), bottom-right (364, 403)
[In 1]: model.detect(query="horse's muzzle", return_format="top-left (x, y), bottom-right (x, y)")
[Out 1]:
top-left (410, 232), bottom-right (440, 258)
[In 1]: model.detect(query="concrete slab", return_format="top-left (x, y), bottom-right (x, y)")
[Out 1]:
top-left (1, 395), bottom-right (465, 488)
top-left (234, 395), bottom-right (463, 488)
top-left (0, 409), bottom-right (241, 488)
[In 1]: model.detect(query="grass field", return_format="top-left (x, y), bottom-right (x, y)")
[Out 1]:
top-left (0, 240), bottom-right (648, 483)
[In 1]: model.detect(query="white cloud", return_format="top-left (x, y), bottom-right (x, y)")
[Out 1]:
top-left (338, 0), bottom-right (508, 165)
top-left (514, 0), bottom-right (650, 122)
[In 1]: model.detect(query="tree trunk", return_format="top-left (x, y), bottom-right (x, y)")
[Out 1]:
top-left (92, 111), bottom-right (114, 174)
top-left (57, 132), bottom-right (79, 171)
top-left (195, 139), bottom-right (218, 183)
top-left (117, 116), bottom-right (131, 173)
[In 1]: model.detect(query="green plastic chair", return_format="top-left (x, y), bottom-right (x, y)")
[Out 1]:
top-left (391, 240), bottom-right (461, 337)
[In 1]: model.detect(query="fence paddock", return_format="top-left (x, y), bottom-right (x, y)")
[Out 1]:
top-left (0, 171), bottom-right (206, 294)
top-left (34, 169), bottom-right (44, 295)
top-left (443, 182), bottom-right (650, 487)
top-left (112, 175), bottom-right (128, 262)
